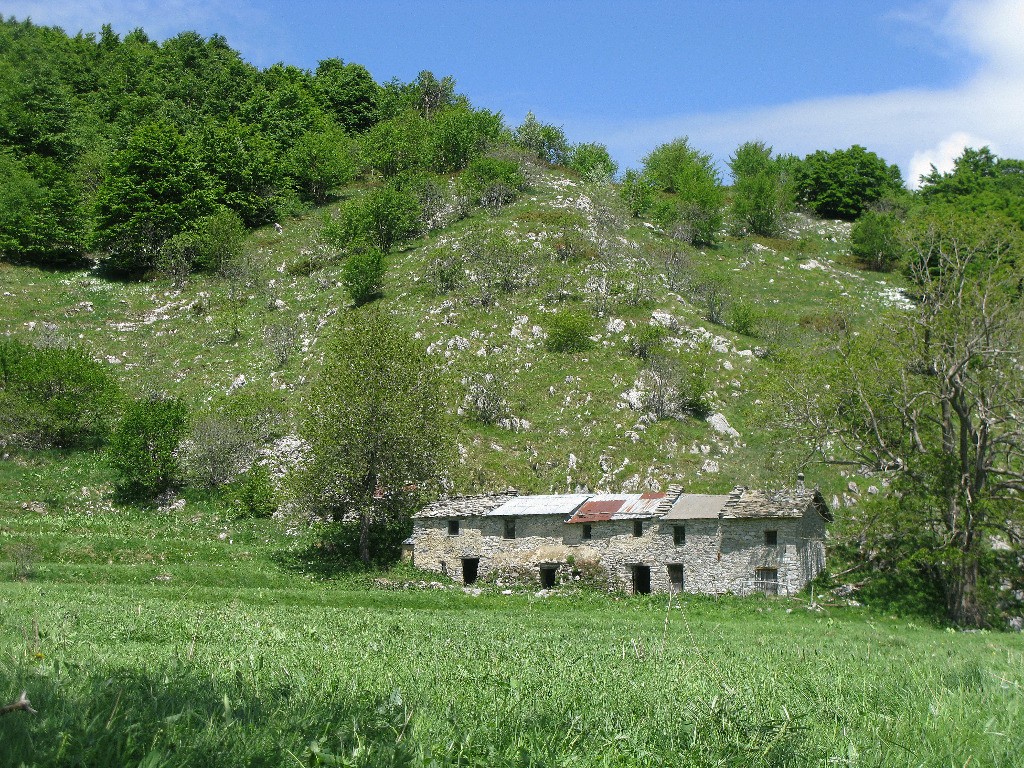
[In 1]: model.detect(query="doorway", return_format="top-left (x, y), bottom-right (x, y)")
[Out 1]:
top-left (462, 557), bottom-right (479, 585)
top-left (539, 565), bottom-right (558, 589)
top-left (632, 565), bottom-right (651, 595)
top-left (668, 564), bottom-right (684, 594)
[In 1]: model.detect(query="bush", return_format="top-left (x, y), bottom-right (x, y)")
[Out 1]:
top-left (851, 210), bottom-right (903, 271)
top-left (642, 137), bottom-right (725, 246)
top-left (324, 184), bottom-right (420, 254)
top-left (513, 113), bottom-right (570, 165)
top-left (620, 170), bottom-right (656, 218)
top-left (545, 309), bottom-right (594, 353)
top-left (108, 396), bottom-right (189, 502)
top-left (227, 465), bottom-right (277, 518)
top-left (423, 248), bottom-right (465, 294)
top-left (567, 142), bottom-right (618, 180)
top-left (727, 300), bottom-right (760, 336)
top-left (458, 156), bottom-right (525, 210)
top-left (796, 145), bottom-right (904, 220)
top-left (0, 340), bottom-right (120, 449)
top-left (729, 141), bottom-right (791, 237)
top-left (629, 325), bottom-right (667, 360)
top-left (342, 247), bottom-right (386, 305)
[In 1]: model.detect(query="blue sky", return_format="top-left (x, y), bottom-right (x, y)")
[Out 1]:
top-left (6, 0), bottom-right (1023, 184)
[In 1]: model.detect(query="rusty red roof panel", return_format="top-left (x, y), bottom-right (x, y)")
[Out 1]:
top-left (567, 499), bottom-right (623, 523)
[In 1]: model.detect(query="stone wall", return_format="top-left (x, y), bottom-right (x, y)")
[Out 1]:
top-left (411, 507), bottom-right (828, 595)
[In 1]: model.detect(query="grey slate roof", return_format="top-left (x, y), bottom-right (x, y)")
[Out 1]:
top-left (414, 491), bottom-right (519, 519)
top-left (660, 494), bottom-right (733, 520)
top-left (662, 487), bottom-right (831, 521)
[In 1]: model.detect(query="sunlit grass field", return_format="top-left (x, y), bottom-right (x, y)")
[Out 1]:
top-left (2, 500), bottom-right (1022, 768)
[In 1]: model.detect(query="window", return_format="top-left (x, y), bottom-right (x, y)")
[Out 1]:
top-left (447, 519), bottom-right (460, 535)
top-left (765, 530), bottom-right (778, 546)
top-left (673, 525), bottom-right (686, 546)
top-left (582, 523), bottom-right (592, 540)
top-left (503, 518), bottom-right (516, 539)
top-left (755, 568), bottom-right (778, 595)
top-left (633, 520), bottom-right (643, 537)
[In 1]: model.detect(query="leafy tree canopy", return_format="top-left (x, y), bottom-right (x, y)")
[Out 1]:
top-left (795, 145), bottom-right (903, 220)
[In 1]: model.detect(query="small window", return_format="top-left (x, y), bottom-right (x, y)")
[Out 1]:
top-left (765, 530), bottom-right (778, 546)
top-left (447, 519), bottom-right (460, 536)
top-left (633, 520), bottom-right (643, 537)
top-left (673, 525), bottom-right (686, 546)
top-left (582, 523), bottom-right (592, 540)
top-left (503, 518), bottom-right (516, 539)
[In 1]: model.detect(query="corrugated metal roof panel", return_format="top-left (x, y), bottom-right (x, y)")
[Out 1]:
top-left (486, 494), bottom-right (591, 517)
top-left (567, 499), bottom-right (621, 523)
top-left (616, 493), bottom-right (667, 519)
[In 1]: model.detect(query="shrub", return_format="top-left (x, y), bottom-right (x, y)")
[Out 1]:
top-left (0, 339), bottom-right (120, 449)
top-left (228, 465), bottom-right (277, 518)
top-left (108, 395), bottom-right (189, 502)
top-left (423, 248), bottom-right (465, 294)
top-left (629, 325), bottom-right (667, 360)
top-left (342, 247), bottom-right (386, 305)
top-left (620, 170), bottom-right (656, 217)
top-left (545, 309), bottom-right (594, 353)
top-left (458, 156), bottom-right (525, 210)
top-left (324, 184), bottom-right (420, 254)
top-left (567, 142), bottom-right (618, 180)
top-left (729, 141), bottom-right (791, 237)
top-left (513, 113), bottom-right (570, 165)
top-left (727, 300), bottom-right (760, 336)
top-left (851, 210), bottom-right (903, 271)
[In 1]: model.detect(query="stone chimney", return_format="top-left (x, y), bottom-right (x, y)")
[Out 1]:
top-left (797, 472), bottom-right (806, 490)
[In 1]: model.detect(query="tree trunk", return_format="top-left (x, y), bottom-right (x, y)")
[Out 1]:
top-left (359, 510), bottom-right (371, 566)
top-left (946, 556), bottom-right (984, 627)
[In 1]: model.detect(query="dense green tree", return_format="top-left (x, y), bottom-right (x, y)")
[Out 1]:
top-left (795, 145), bottom-right (903, 220)
top-left (325, 184), bottom-right (421, 254)
top-left (361, 110), bottom-right (429, 178)
top-left (619, 169), bottom-right (656, 217)
top-left (314, 59), bottom-right (381, 133)
top-left (728, 141), bottom-right (791, 237)
top-left (0, 340), bottom-right (120, 449)
top-left (108, 395), bottom-right (189, 501)
top-left (93, 121), bottom-right (219, 273)
top-left (458, 155), bottom-right (525, 210)
top-left (298, 307), bottom-right (452, 564)
top-left (919, 146), bottom-right (1024, 230)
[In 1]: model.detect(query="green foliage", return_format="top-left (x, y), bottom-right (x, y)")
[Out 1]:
top-left (93, 121), bottom-right (219, 274)
top-left (795, 145), bottom-right (903, 220)
top-left (428, 105), bottom-right (503, 173)
top-left (313, 58), bottom-right (381, 133)
top-left (423, 247), bottom-right (465, 294)
top-left (729, 141), bottom-right (791, 237)
top-left (458, 156), bottom-right (525, 210)
top-left (850, 210), bottom-right (902, 271)
top-left (325, 184), bottom-right (421, 254)
top-left (0, 339), bottom-right (120, 449)
top-left (361, 110), bottom-right (429, 178)
top-left (544, 309), bottom-right (594, 353)
top-left (619, 169), bottom-right (656, 217)
top-left (513, 112), bottom-right (569, 165)
top-left (226, 464), bottom-right (277, 518)
top-left (919, 146), bottom-right (1024, 230)
top-left (727, 299), bottom-right (761, 336)
top-left (342, 247), bottom-right (386, 305)
top-left (108, 395), bottom-right (189, 501)
top-left (299, 307), bottom-right (452, 564)
top-left (628, 324), bottom-right (667, 360)
top-left (642, 137), bottom-right (725, 245)
top-left (567, 142), bottom-right (618, 180)
top-left (287, 121), bottom-right (357, 204)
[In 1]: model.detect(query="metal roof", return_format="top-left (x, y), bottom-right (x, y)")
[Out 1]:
top-left (566, 493), bottom-right (667, 523)
top-left (485, 494), bottom-right (591, 517)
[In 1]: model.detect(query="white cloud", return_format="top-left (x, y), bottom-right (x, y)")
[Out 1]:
top-left (908, 131), bottom-right (994, 187)
top-left (583, 0), bottom-right (1024, 184)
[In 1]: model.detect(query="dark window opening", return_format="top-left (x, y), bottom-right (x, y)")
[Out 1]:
top-left (755, 568), bottom-right (778, 595)
top-left (668, 564), bottom-right (684, 594)
top-left (539, 565), bottom-right (557, 589)
top-left (582, 523), bottom-right (592, 540)
top-left (447, 519), bottom-right (460, 535)
top-left (503, 518), bottom-right (516, 539)
top-left (673, 525), bottom-right (686, 546)
top-left (632, 520), bottom-right (643, 537)
top-left (765, 530), bottom-right (778, 546)
top-left (632, 565), bottom-right (651, 595)
top-left (462, 557), bottom-right (479, 585)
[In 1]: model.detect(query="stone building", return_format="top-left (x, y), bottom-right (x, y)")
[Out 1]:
top-left (408, 483), bottom-right (831, 595)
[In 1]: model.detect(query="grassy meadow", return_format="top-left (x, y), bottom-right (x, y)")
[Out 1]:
top-left (2, 502), bottom-right (1023, 768)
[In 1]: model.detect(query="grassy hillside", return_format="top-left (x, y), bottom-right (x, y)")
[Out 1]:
top-left (0, 163), bottom-right (906, 508)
